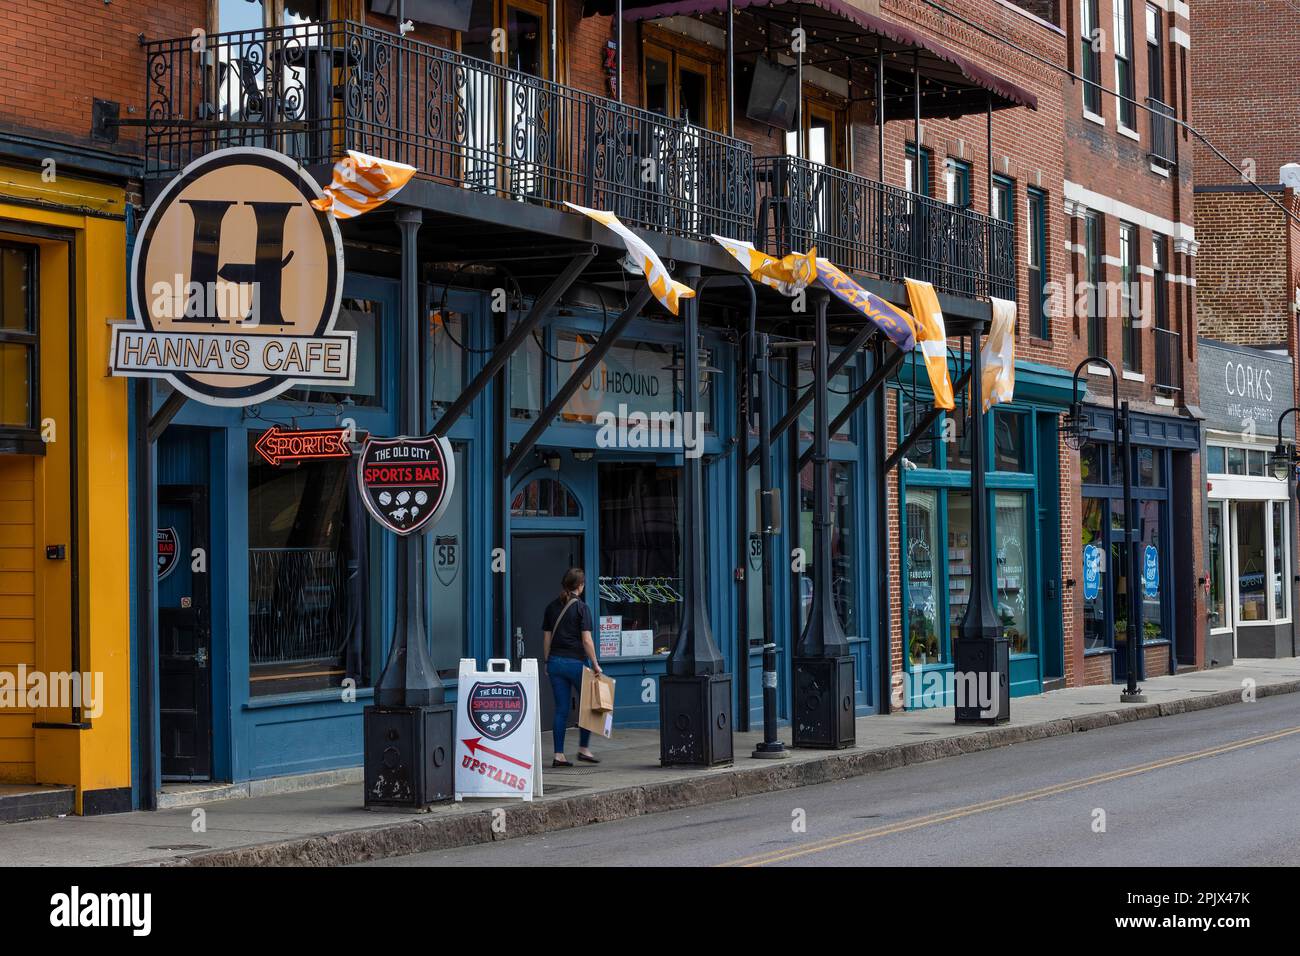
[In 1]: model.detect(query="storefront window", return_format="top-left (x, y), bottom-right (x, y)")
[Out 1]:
top-left (556, 333), bottom-right (675, 425)
top-left (0, 243), bottom-right (36, 429)
top-left (511, 331), bottom-right (542, 420)
top-left (994, 412), bottom-right (1026, 472)
top-left (247, 438), bottom-right (371, 696)
top-left (906, 489), bottom-right (941, 665)
top-left (596, 463), bottom-right (680, 655)
top-left (946, 491), bottom-right (972, 644)
top-left (1080, 442), bottom-right (1102, 485)
top-left (427, 308), bottom-right (466, 414)
top-left (899, 394), bottom-right (937, 468)
top-left (798, 460), bottom-right (857, 635)
top-left (288, 297), bottom-right (382, 406)
top-left (428, 445), bottom-right (468, 673)
top-left (995, 492), bottom-right (1030, 653)
top-left (1138, 499), bottom-right (1164, 643)
top-left (1111, 498), bottom-right (1129, 655)
top-left (1082, 497), bottom-right (1108, 650)
top-left (1236, 500), bottom-right (1267, 621)
top-left (510, 476), bottom-right (580, 517)
top-left (1135, 447), bottom-right (1162, 487)
top-left (1207, 445), bottom-right (1225, 474)
top-left (799, 368), bottom-right (851, 442)
top-left (1227, 447), bottom-right (1246, 476)
top-left (1272, 502), bottom-right (1288, 620)
top-left (1207, 501), bottom-right (1226, 629)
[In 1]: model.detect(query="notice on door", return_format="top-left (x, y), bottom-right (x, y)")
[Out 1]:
top-left (455, 658), bottom-right (542, 802)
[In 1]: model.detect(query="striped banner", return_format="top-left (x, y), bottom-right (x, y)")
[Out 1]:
top-left (311, 150), bottom-right (417, 220)
top-left (566, 202), bottom-right (695, 315)
top-left (903, 278), bottom-right (955, 411)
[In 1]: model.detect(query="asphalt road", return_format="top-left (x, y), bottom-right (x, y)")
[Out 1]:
top-left (361, 694), bottom-right (1300, 866)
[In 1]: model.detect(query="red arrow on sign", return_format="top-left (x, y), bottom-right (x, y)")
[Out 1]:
top-left (462, 737), bottom-right (532, 771)
top-left (254, 424), bottom-right (351, 466)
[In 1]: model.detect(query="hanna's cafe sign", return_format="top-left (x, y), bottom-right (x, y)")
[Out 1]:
top-left (110, 147), bottom-right (355, 405)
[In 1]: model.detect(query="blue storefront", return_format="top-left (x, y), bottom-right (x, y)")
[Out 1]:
top-left (138, 257), bottom-right (897, 789)
top-left (894, 358), bottom-right (1074, 708)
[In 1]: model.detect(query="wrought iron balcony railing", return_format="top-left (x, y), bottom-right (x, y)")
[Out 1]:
top-left (142, 20), bottom-right (754, 243)
top-left (1147, 97), bottom-right (1178, 168)
top-left (755, 155), bottom-right (1016, 301)
top-left (1153, 326), bottom-right (1182, 392)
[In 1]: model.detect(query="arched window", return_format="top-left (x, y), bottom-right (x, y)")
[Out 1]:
top-left (510, 477), bottom-right (581, 518)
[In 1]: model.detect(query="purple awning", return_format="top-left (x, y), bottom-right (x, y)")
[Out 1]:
top-left (581, 0), bottom-right (1038, 113)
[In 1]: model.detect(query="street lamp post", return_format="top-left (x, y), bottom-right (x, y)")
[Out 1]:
top-left (1063, 357), bottom-right (1146, 703)
top-left (792, 291), bottom-right (856, 747)
top-left (751, 330), bottom-right (787, 758)
top-left (660, 265), bottom-right (734, 767)
top-left (953, 325), bottom-right (1010, 724)
top-left (1267, 407), bottom-right (1300, 482)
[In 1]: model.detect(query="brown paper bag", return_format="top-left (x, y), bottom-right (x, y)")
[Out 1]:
top-left (578, 667), bottom-right (616, 738)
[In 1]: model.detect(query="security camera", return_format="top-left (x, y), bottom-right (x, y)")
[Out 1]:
top-left (399, 19), bottom-right (414, 35)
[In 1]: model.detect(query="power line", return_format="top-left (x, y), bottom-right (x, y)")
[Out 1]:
top-left (921, 0), bottom-right (1300, 228)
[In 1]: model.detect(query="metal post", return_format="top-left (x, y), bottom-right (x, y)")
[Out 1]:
top-left (986, 94), bottom-right (993, 212)
top-left (752, 332), bottom-right (786, 758)
top-left (954, 322), bottom-right (1010, 723)
top-left (616, 0), bottom-right (623, 103)
top-left (660, 265), bottom-right (732, 766)
top-left (134, 379), bottom-right (158, 809)
top-left (1119, 399), bottom-right (1146, 701)
top-left (796, 17), bottom-right (804, 161)
top-left (374, 208), bottom-right (443, 708)
top-left (726, 0), bottom-right (735, 137)
top-left (792, 291), bottom-right (855, 748)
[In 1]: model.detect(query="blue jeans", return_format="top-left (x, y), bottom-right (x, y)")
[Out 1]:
top-left (547, 656), bottom-right (591, 755)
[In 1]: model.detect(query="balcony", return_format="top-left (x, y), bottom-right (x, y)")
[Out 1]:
top-left (755, 155), bottom-right (1016, 301)
top-left (1154, 326), bottom-right (1182, 392)
top-left (142, 20), bottom-right (754, 243)
top-left (1147, 97), bottom-right (1178, 168)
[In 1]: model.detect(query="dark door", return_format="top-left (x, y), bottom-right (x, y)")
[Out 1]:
top-left (159, 485), bottom-right (212, 780)
top-left (510, 534), bottom-right (582, 738)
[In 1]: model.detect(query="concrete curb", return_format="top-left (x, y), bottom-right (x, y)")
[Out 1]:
top-left (160, 678), bottom-right (1300, 867)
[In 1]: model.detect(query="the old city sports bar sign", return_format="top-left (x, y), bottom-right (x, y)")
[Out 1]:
top-left (357, 434), bottom-right (456, 536)
top-left (110, 147), bottom-right (355, 406)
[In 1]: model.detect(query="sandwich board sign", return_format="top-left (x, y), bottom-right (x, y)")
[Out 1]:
top-left (455, 658), bottom-right (543, 801)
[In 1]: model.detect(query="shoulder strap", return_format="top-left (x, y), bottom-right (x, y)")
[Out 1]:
top-left (553, 597), bottom-right (578, 632)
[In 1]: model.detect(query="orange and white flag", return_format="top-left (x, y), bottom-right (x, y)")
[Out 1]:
top-left (566, 202), bottom-right (695, 315)
top-left (981, 296), bottom-right (1017, 411)
top-left (903, 278), bottom-right (955, 411)
top-left (311, 150), bottom-right (416, 220)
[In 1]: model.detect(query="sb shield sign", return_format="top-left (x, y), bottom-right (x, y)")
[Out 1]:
top-left (110, 147), bottom-right (354, 406)
top-left (455, 659), bottom-right (543, 801)
top-left (356, 434), bottom-right (455, 535)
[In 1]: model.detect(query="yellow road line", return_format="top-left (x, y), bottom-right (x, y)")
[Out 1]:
top-left (720, 724), bottom-right (1300, 867)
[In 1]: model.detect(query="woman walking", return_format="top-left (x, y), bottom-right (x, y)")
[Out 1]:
top-left (542, 568), bottom-right (601, 768)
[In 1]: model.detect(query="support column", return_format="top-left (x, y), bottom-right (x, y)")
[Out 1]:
top-left (792, 291), bottom-right (856, 748)
top-left (660, 264), bottom-right (733, 766)
top-left (364, 208), bottom-right (454, 807)
top-left (954, 327), bottom-right (1010, 723)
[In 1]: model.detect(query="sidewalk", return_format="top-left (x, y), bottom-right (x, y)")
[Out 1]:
top-left (3, 659), bottom-right (1297, 867)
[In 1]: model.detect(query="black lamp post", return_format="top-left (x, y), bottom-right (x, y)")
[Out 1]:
top-left (953, 324), bottom-right (1010, 724)
top-left (751, 330), bottom-right (787, 758)
top-left (660, 265), bottom-right (734, 767)
top-left (1267, 407), bottom-right (1300, 482)
top-left (1063, 357), bottom-right (1146, 703)
top-left (792, 291), bottom-right (856, 747)
top-left (363, 208), bottom-right (455, 808)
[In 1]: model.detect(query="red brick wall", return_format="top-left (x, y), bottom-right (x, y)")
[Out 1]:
top-left (0, 0), bottom-right (203, 154)
top-left (1191, 0), bottom-right (1300, 187)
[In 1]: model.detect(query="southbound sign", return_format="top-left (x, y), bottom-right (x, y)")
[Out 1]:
top-left (356, 434), bottom-right (455, 535)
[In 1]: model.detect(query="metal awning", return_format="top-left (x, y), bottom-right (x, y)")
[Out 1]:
top-left (581, 0), bottom-right (1038, 116)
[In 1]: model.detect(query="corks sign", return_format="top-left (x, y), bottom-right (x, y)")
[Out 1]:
top-left (110, 147), bottom-right (355, 406)
top-left (356, 434), bottom-right (455, 535)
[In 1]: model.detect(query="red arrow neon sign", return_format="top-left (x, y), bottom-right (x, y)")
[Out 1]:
top-left (254, 424), bottom-right (352, 466)
top-left (462, 737), bottom-right (532, 771)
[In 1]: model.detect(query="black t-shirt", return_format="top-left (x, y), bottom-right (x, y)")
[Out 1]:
top-left (543, 596), bottom-right (593, 660)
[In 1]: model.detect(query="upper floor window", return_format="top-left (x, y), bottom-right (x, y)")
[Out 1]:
top-left (1151, 233), bottom-right (1169, 330)
top-left (1080, 0), bottom-right (1102, 114)
top-left (0, 243), bottom-right (37, 435)
top-left (1084, 210), bottom-right (1104, 356)
top-left (945, 159), bottom-right (972, 208)
top-left (785, 98), bottom-right (845, 168)
top-left (1027, 188), bottom-right (1048, 339)
top-left (465, 0), bottom-right (552, 79)
top-left (1114, 0), bottom-right (1137, 129)
top-left (906, 143), bottom-right (933, 197)
top-left (643, 33), bottom-right (717, 129)
top-left (1119, 221), bottom-right (1139, 371)
top-left (992, 174), bottom-right (1015, 223)
top-left (1146, 3), bottom-right (1165, 103)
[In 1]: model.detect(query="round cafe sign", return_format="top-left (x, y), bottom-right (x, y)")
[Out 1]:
top-left (110, 147), bottom-right (354, 406)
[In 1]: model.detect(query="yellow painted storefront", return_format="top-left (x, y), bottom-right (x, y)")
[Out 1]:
top-left (0, 163), bottom-right (132, 813)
